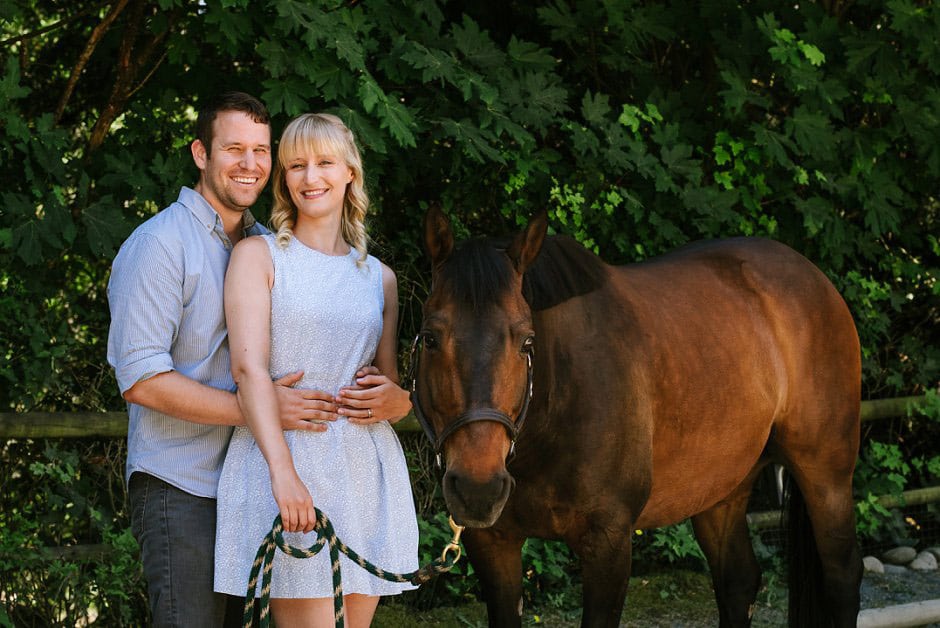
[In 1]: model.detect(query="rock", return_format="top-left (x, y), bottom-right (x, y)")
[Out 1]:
top-left (927, 546), bottom-right (940, 561)
top-left (909, 551), bottom-right (938, 571)
top-left (882, 546), bottom-right (918, 565)
top-left (863, 556), bottom-right (885, 574)
top-left (883, 564), bottom-right (909, 575)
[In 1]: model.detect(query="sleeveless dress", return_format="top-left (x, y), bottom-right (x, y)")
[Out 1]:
top-left (214, 234), bottom-right (419, 598)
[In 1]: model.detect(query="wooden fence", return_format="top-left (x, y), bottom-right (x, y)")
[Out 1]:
top-left (0, 394), bottom-right (930, 439)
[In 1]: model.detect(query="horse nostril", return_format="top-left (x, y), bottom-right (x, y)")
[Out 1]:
top-left (447, 471), bottom-right (512, 507)
top-left (443, 470), bottom-right (460, 500)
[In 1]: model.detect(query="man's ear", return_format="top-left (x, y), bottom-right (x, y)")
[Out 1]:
top-left (191, 139), bottom-right (208, 170)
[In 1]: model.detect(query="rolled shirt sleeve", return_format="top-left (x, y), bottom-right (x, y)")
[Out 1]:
top-left (107, 232), bottom-right (182, 394)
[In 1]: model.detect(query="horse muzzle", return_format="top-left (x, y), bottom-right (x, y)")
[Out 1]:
top-left (442, 467), bottom-right (515, 528)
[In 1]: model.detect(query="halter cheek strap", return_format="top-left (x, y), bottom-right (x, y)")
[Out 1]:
top-left (407, 333), bottom-right (534, 468)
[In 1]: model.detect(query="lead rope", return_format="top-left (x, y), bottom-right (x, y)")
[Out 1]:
top-left (242, 508), bottom-right (464, 628)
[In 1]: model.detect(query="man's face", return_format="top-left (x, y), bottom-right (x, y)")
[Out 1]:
top-left (191, 110), bottom-right (272, 216)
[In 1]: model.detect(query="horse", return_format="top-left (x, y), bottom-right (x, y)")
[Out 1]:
top-left (408, 206), bottom-right (863, 627)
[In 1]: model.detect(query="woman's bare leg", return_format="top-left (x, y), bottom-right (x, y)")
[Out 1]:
top-left (270, 594), bottom-right (379, 628)
top-left (271, 597), bottom-right (333, 628)
top-left (345, 594), bottom-right (380, 628)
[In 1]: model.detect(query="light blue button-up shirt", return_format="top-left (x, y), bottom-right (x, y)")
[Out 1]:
top-left (107, 186), bottom-right (268, 498)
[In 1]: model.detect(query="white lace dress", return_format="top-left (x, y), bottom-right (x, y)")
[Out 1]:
top-left (214, 235), bottom-right (419, 598)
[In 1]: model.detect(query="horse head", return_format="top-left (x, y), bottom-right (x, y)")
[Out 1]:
top-left (410, 206), bottom-right (547, 527)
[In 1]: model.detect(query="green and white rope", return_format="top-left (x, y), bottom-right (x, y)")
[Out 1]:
top-left (242, 508), bottom-right (463, 628)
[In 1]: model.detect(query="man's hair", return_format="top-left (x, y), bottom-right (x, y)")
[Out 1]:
top-left (195, 91), bottom-right (270, 152)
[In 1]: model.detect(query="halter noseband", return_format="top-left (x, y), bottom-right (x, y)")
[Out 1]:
top-left (406, 332), bottom-right (534, 468)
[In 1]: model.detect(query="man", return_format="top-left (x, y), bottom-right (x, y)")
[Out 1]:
top-left (107, 92), bottom-right (410, 626)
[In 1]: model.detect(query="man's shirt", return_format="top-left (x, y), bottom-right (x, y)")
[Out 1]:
top-left (107, 186), bottom-right (267, 498)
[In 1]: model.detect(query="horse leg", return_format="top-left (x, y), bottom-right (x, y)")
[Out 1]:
top-left (691, 468), bottom-right (764, 628)
top-left (462, 527), bottom-right (526, 628)
top-left (782, 464), bottom-right (861, 628)
top-left (572, 520), bottom-right (634, 628)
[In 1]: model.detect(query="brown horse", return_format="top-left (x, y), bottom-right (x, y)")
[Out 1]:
top-left (409, 207), bottom-right (862, 627)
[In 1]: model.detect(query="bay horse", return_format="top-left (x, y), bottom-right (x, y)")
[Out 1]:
top-left (409, 206), bottom-right (862, 627)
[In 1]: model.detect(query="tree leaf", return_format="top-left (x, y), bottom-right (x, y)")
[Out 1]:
top-left (581, 91), bottom-right (611, 125)
top-left (81, 197), bottom-right (130, 259)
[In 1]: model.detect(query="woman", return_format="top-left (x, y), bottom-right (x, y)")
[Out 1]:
top-left (214, 113), bottom-right (419, 627)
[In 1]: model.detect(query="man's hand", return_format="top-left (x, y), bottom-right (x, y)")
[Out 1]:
top-left (337, 366), bottom-right (412, 425)
top-left (274, 371), bottom-right (338, 432)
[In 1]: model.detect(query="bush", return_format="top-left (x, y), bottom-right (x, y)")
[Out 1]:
top-left (0, 440), bottom-right (146, 625)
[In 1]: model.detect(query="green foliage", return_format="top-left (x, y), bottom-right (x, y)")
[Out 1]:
top-left (0, 440), bottom-right (145, 625)
top-left (1, 0), bottom-right (938, 620)
top-left (633, 523), bottom-right (707, 572)
top-left (855, 406), bottom-right (940, 544)
top-left (3, 1), bottom-right (936, 405)
top-left (648, 522), bottom-right (707, 568)
top-left (521, 538), bottom-right (578, 608)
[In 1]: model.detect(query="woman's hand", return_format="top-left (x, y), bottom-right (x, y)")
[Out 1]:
top-left (337, 366), bottom-right (412, 424)
top-left (269, 464), bottom-right (316, 533)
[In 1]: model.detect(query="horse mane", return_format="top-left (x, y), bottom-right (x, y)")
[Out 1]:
top-left (437, 239), bottom-right (515, 313)
top-left (439, 234), bottom-right (608, 313)
top-left (523, 235), bottom-right (608, 311)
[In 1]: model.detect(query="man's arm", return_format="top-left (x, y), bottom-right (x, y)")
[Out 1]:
top-left (108, 232), bottom-right (335, 429)
top-left (122, 369), bottom-right (338, 428)
top-left (123, 370), bottom-right (243, 425)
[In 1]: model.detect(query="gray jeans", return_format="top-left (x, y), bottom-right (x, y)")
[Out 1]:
top-left (129, 472), bottom-right (239, 627)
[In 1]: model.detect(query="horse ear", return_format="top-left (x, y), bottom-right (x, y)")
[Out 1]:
top-left (506, 211), bottom-right (548, 273)
top-left (424, 204), bottom-right (454, 270)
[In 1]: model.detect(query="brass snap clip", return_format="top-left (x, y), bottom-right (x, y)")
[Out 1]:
top-left (441, 516), bottom-right (465, 563)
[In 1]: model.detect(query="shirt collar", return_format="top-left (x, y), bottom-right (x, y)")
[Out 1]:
top-left (178, 186), bottom-right (263, 237)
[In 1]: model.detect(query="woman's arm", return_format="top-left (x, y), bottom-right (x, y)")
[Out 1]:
top-left (225, 237), bottom-right (316, 533)
top-left (338, 262), bottom-right (413, 424)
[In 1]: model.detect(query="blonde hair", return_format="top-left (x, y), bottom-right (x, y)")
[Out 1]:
top-left (270, 113), bottom-right (369, 264)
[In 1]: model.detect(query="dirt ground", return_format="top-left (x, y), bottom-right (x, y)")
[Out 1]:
top-left (372, 567), bottom-right (940, 627)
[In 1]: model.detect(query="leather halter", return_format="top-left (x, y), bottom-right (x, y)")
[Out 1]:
top-left (406, 332), bottom-right (535, 468)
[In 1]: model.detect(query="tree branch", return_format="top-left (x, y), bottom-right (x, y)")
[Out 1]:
top-left (86, 1), bottom-right (179, 156)
top-left (55, 0), bottom-right (131, 125)
top-left (127, 48), bottom-right (167, 100)
top-left (0, 1), bottom-right (112, 47)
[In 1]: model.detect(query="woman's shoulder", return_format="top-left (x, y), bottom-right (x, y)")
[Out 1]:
top-left (373, 257), bottom-right (397, 294)
top-left (233, 234), bottom-right (275, 260)
top-left (363, 252), bottom-right (394, 276)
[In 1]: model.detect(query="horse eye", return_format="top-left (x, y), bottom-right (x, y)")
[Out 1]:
top-left (422, 333), bottom-right (438, 350)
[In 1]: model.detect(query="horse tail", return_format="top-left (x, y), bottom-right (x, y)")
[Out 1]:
top-left (783, 472), bottom-right (828, 628)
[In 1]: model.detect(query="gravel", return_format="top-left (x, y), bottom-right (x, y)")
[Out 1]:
top-left (860, 568), bottom-right (940, 625)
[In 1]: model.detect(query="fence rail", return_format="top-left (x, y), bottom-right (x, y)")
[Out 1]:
top-left (746, 485), bottom-right (940, 530)
top-left (0, 395), bottom-right (930, 439)
top-left (0, 411), bottom-right (422, 438)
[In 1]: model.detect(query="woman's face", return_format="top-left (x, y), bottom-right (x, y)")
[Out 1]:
top-left (283, 148), bottom-right (353, 222)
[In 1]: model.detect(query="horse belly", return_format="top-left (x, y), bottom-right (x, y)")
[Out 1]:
top-left (633, 338), bottom-right (778, 530)
top-left (633, 414), bottom-right (773, 529)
